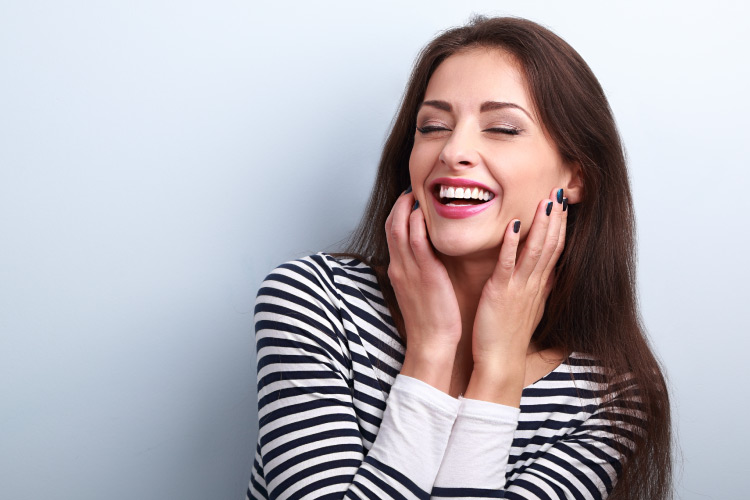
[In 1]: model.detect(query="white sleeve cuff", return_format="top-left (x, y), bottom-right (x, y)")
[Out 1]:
top-left (434, 396), bottom-right (520, 489)
top-left (457, 395), bottom-right (521, 422)
top-left (365, 374), bottom-right (460, 492)
top-left (396, 374), bottom-right (462, 415)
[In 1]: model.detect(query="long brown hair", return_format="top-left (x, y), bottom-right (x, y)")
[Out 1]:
top-left (344, 16), bottom-right (671, 499)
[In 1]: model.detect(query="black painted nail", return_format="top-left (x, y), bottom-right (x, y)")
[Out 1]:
top-left (412, 200), bottom-right (419, 211)
top-left (404, 185), bottom-right (412, 194)
top-left (562, 198), bottom-right (568, 212)
top-left (546, 201), bottom-right (553, 216)
top-left (557, 188), bottom-right (564, 204)
top-left (513, 220), bottom-right (521, 233)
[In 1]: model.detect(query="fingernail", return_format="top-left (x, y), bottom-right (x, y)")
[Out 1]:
top-left (412, 200), bottom-right (419, 211)
top-left (557, 188), bottom-right (564, 204)
top-left (513, 220), bottom-right (521, 233)
top-left (404, 185), bottom-right (412, 194)
top-left (546, 201), bottom-right (553, 216)
top-left (562, 198), bottom-right (568, 211)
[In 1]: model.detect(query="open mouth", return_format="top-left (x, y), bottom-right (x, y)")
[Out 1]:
top-left (433, 184), bottom-right (496, 206)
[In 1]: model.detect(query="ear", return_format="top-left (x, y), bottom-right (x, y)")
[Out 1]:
top-left (563, 161), bottom-right (584, 204)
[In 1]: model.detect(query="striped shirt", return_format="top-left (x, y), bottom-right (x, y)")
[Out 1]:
top-left (247, 253), bottom-right (640, 500)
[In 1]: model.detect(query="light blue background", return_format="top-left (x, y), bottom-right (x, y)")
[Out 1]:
top-left (1, 1), bottom-right (747, 499)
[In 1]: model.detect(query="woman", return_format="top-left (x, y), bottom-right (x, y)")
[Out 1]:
top-left (247, 16), bottom-right (671, 500)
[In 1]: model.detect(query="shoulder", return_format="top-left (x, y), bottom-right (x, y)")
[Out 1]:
top-left (523, 351), bottom-right (636, 406)
top-left (257, 252), bottom-right (381, 304)
top-left (561, 352), bottom-right (639, 395)
top-left (254, 253), bottom-right (396, 371)
top-left (565, 352), bottom-right (640, 393)
top-left (255, 252), bottom-right (390, 334)
top-left (253, 254), bottom-right (369, 364)
top-left (562, 352), bottom-right (643, 438)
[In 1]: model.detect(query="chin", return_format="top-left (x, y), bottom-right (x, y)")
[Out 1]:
top-left (428, 233), bottom-right (498, 258)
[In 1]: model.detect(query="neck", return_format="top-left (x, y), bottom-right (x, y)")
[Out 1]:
top-left (436, 250), bottom-right (496, 396)
top-left (438, 248), bottom-right (497, 366)
top-left (439, 250), bottom-right (497, 310)
top-left (438, 239), bottom-right (529, 310)
top-left (437, 245), bottom-right (539, 367)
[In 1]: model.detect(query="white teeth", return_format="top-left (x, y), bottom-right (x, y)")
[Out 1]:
top-left (438, 184), bottom-right (495, 202)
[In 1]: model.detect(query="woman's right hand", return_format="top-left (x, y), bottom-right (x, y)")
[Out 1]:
top-left (385, 188), bottom-right (461, 393)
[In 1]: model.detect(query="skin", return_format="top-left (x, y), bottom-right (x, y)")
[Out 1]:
top-left (384, 48), bottom-right (584, 407)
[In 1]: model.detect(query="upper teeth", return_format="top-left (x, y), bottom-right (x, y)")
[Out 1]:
top-left (439, 185), bottom-right (494, 201)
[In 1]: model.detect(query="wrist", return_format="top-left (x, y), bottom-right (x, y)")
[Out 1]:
top-left (463, 360), bottom-right (525, 407)
top-left (400, 345), bottom-right (457, 395)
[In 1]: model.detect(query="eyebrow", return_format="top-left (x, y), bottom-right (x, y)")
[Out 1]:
top-left (420, 100), bottom-right (534, 121)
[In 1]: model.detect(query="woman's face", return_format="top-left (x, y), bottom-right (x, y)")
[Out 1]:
top-left (409, 48), bottom-right (580, 259)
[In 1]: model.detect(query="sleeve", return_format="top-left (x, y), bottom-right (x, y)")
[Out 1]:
top-left (431, 397), bottom-right (520, 499)
top-left (429, 377), bottom-right (642, 500)
top-left (253, 259), bottom-right (460, 500)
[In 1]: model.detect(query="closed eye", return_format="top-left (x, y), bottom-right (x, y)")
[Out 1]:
top-left (417, 125), bottom-right (451, 134)
top-left (484, 127), bottom-right (521, 135)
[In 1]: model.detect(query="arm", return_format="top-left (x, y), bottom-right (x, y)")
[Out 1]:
top-left (432, 396), bottom-right (520, 498)
top-left (253, 258), bottom-right (460, 500)
top-left (430, 369), bottom-right (642, 499)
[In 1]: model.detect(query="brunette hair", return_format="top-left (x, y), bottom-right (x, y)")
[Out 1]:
top-left (344, 16), bottom-right (671, 499)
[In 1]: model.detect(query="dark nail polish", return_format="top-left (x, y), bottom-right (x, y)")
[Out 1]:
top-left (546, 201), bottom-right (553, 216)
top-left (557, 188), bottom-right (564, 204)
top-left (404, 185), bottom-right (412, 194)
top-left (513, 220), bottom-right (521, 233)
top-left (562, 198), bottom-right (568, 212)
top-left (412, 200), bottom-right (419, 211)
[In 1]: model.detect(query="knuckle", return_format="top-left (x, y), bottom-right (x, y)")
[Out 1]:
top-left (528, 245), bottom-right (543, 260)
top-left (544, 238), bottom-right (558, 253)
top-left (387, 265), bottom-right (401, 283)
top-left (499, 256), bottom-right (515, 271)
top-left (409, 229), bottom-right (423, 247)
top-left (390, 224), bottom-right (404, 241)
top-left (553, 239), bottom-right (565, 255)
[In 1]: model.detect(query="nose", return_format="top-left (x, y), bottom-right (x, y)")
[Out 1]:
top-left (438, 124), bottom-right (480, 170)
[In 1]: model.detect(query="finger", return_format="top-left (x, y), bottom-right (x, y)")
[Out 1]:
top-left (384, 186), bottom-right (412, 233)
top-left (408, 202), bottom-right (439, 268)
top-left (514, 198), bottom-right (553, 280)
top-left (385, 189), bottom-right (417, 267)
top-left (549, 197), bottom-right (569, 268)
top-left (531, 188), bottom-right (565, 282)
top-left (492, 218), bottom-right (522, 285)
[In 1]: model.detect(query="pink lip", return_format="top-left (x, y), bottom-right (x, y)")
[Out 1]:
top-left (429, 177), bottom-right (497, 220)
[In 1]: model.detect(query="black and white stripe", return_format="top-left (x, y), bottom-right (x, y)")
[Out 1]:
top-left (247, 253), bottom-right (642, 500)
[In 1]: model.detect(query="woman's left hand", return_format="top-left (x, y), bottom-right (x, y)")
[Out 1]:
top-left (467, 188), bottom-right (568, 401)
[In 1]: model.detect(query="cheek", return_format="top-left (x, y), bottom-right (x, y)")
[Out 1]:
top-left (500, 146), bottom-right (566, 195)
top-left (408, 143), bottom-right (437, 194)
top-left (407, 146), bottom-right (422, 180)
top-left (409, 141), bottom-right (435, 169)
top-left (494, 165), bottom-right (563, 223)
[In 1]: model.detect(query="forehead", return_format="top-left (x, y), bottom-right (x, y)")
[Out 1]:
top-left (423, 48), bottom-right (532, 111)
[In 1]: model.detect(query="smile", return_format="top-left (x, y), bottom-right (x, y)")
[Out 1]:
top-left (429, 177), bottom-right (497, 219)
top-left (437, 185), bottom-right (495, 205)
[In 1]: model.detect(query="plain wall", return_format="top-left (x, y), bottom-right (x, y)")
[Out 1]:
top-left (1, 1), bottom-right (747, 499)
